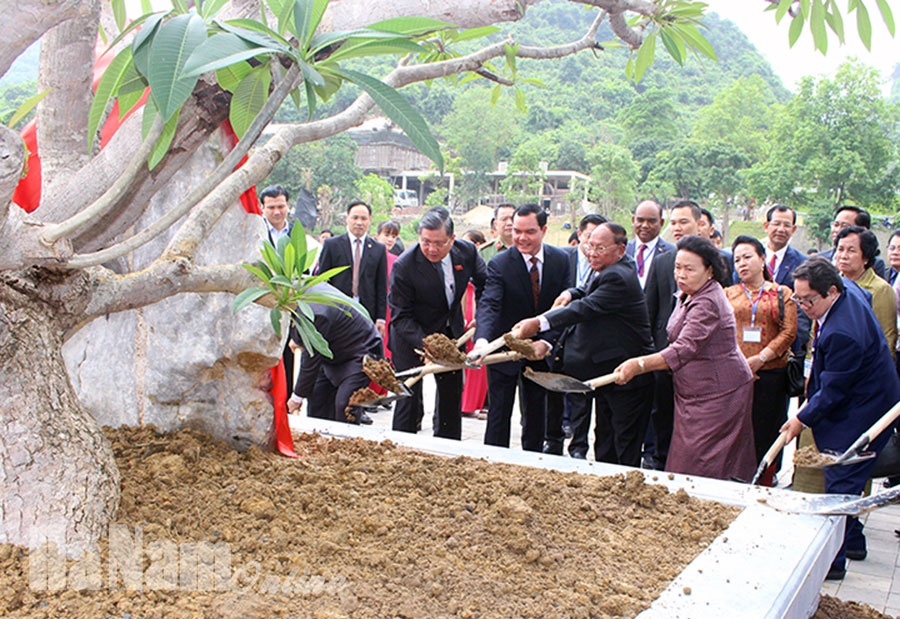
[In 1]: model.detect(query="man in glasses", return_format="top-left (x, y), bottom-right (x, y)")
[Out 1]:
top-left (389, 207), bottom-right (486, 439)
top-left (781, 257), bottom-right (900, 581)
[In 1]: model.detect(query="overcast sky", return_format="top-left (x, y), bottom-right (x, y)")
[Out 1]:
top-left (706, 0), bottom-right (898, 93)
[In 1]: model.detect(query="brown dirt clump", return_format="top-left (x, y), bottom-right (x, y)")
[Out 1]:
top-left (0, 426), bottom-right (742, 618)
top-left (813, 594), bottom-right (896, 618)
top-left (362, 357), bottom-right (403, 393)
top-left (795, 445), bottom-right (835, 467)
top-left (422, 333), bottom-right (466, 364)
top-left (504, 332), bottom-right (538, 357)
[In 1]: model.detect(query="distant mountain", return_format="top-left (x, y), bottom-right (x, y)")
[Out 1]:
top-left (0, 41), bottom-right (39, 88)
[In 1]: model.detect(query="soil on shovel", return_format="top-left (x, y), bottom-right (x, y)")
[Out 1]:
top-left (0, 426), bottom-right (863, 618)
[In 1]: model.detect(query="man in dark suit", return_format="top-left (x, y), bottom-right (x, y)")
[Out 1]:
top-left (288, 283), bottom-right (385, 423)
top-left (469, 203), bottom-right (572, 452)
top-left (315, 200), bottom-right (388, 337)
top-left (389, 208), bottom-right (487, 440)
top-left (782, 257), bottom-right (900, 580)
top-left (516, 223), bottom-right (655, 465)
top-left (763, 204), bottom-right (811, 360)
top-left (819, 205), bottom-right (887, 279)
top-left (625, 200), bottom-right (675, 291)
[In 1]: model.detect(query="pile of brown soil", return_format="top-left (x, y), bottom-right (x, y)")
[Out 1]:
top-left (503, 333), bottom-right (537, 357)
top-left (362, 357), bottom-right (403, 393)
top-left (422, 333), bottom-right (466, 365)
top-left (2, 426), bottom-right (743, 618)
top-left (813, 594), bottom-right (895, 618)
top-left (795, 445), bottom-right (835, 467)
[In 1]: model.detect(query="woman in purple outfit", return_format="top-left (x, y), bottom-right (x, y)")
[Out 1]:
top-left (615, 235), bottom-right (757, 481)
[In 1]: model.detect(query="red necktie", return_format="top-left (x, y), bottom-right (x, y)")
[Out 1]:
top-left (637, 244), bottom-right (647, 277)
top-left (529, 256), bottom-right (540, 308)
top-left (768, 253), bottom-right (777, 277)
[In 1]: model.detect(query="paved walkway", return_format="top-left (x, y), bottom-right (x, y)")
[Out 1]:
top-left (351, 377), bottom-right (900, 616)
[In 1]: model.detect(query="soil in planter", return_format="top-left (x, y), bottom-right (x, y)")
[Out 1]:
top-left (1, 426), bottom-right (747, 618)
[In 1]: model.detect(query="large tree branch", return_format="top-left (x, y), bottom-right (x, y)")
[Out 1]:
top-left (0, 126), bottom-right (25, 237)
top-left (82, 262), bottom-right (255, 320)
top-left (36, 0), bottom-right (100, 191)
top-left (0, 0), bottom-right (87, 78)
top-left (40, 116), bottom-right (166, 245)
top-left (573, 0), bottom-right (658, 49)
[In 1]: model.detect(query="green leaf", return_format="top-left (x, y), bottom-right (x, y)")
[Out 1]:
top-left (270, 274), bottom-right (295, 287)
top-left (367, 16), bottom-right (455, 35)
top-left (671, 23), bottom-right (716, 60)
top-left (171, 0), bottom-right (189, 13)
top-left (270, 306), bottom-right (283, 338)
top-left (856, 1), bottom-right (873, 49)
top-left (504, 43), bottom-right (517, 74)
top-left (810, 0), bottom-right (828, 53)
top-left (303, 79), bottom-right (317, 118)
top-left (659, 29), bottom-right (684, 66)
top-left (147, 106), bottom-right (181, 170)
top-left (131, 12), bottom-right (166, 77)
top-left (336, 67), bottom-right (443, 173)
top-left (290, 220), bottom-right (309, 269)
top-left (6, 89), bottom-right (49, 129)
top-left (625, 55), bottom-right (634, 80)
top-left (221, 19), bottom-right (293, 49)
top-left (788, 12), bottom-right (805, 47)
top-left (775, 0), bottom-right (793, 23)
top-left (200, 0), bottom-right (230, 20)
top-left (261, 240), bottom-right (285, 276)
top-left (146, 13), bottom-right (207, 120)
top-left (233, 286), bottom-right (269, 313)
top-left (824, 6), bottom-right (845, 42)
top-left (141, 0), bottom-right (153, 13)
top-left (216, 61), bottom-right (256, 93)
top-left (295, 317), bottom-right (332, 358)
top-left (299, 60), bottom-right (325, 87)
top-left (633, 31), bottom-right (656, 83)
top-left (181, 32), bottom-right (267, 79)
top-left (306, 0), bottom-right (330, 43)
top-left (308, 28), bottom-right (403, 55)
top-left (298, 266), bottom-right (350, 290)
top-left (293, 0), bottom-right (315, 47)
top-left (269, 0), bottom-right (295, 36)
top-left (283, 242), bottom-right (296, 279)
top-left (112, 0), bottom-right (127, 31)
top-left (875, 0), bottom-right (896, 35)
top-left (88, 47), bottom-right (134, 149)
top-left (325, 38), bottom-right (424, 62)
top-left (490, 84), bottom-right (501, 106)
top-left (229, 66), bottom-right (270, 139)
top-left (452, 25), bottom-right (500, 42)
top-left (242, 262), bottom-right (273, 283)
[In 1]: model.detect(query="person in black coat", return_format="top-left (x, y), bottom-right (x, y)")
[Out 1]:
top-left (389, 208), bottom-right (487, 439)
top-left (515, 223), bottom-right (655, 465)
top-left (469, 203), bottom-right (572, 452)
top-left (315, 201), bottom-right (388, 336)
top-left (288, 283), bottom-right (384, 423)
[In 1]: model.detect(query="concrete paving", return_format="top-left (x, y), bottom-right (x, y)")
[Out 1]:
top-left (338, 376), bottom-right (900, 616)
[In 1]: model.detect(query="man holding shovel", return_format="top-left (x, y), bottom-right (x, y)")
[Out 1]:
top-left (780, 257), bottom-right (900, 580)
top-left (514, 222), bottom-right (655, 465)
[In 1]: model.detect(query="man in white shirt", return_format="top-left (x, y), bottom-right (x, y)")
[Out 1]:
top-left (259, 184), bottom-right (293, 244)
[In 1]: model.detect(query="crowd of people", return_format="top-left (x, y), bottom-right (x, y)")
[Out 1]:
top-left (258, 184), bottom-right (900, 582)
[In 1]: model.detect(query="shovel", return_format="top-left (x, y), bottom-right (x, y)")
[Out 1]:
top-left (817, 400), bottom-right (900, 468)
top-left (523, 367), bottom-right (620, 393)
top-left (760, 485), bottom-right (900, 516)
top-left (404, 350), bottom-right (523, 388)
top-left (750, 431), bottom-right (790, 486)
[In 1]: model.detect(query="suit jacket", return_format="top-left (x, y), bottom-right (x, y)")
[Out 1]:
top-left (544, 255), bottom-right (654, 386)
top-left (773, 245), bottom-right (806, 289)
top-left (625, 238), bottom-right (675, 260)
top-left (645, 244), bottom-right (733, 350)
top-left (292, 284), bottom-right (384, 397)
top-left (388, 240), bottom-right (487, 370)
top-left (475, 244), bottom-right (571, 373)
top-left (798, 284), bottom-right (900, 453)
top-left (316, 233), bottom-right (387, 322)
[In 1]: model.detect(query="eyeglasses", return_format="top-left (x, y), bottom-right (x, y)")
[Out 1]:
top-left (583, 244), bottom-right (612, 254)
top-left (790, 293), bottom-right (821, 308)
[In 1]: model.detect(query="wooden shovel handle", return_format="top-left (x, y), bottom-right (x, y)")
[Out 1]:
top-left (851, 399), bottom-right (900, 452)
top-left (403, 362), bottom-right (461, 387)
top-left (585, 372), bottom-right (620, 389)
top-left (466, 334), bottom-right (508, 361)
top-left (455, 326), bottom-right (476, 348)
top-left (762, 431), bottom-right (789, 469)
top-left (480, 351), bottom-right (523, 365)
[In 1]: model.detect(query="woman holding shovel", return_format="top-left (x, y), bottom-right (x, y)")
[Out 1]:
top-left (614, 235), bottom-right (757, 482)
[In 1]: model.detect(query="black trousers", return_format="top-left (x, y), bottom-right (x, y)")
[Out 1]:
top-left (307, 369), bottom-right (369, 424)
top-left (651, 371), bottom-right (675, 469)
top-left (751, 368), bottom-right (789, 469)
top-left (484, 363), bottom-right (549, 451)
top-left (593, 385), bottom-right (653, 466)
top-left (393, 369), bottom-right (463, 440)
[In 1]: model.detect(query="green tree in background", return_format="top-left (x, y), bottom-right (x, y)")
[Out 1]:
top-left (354, 173), bottom-right (395, 222)
top-left (588, 141), bottom-right (639, 218)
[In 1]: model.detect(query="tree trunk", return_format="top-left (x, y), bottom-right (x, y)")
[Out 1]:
top-left (0, 269), bottom-right (120, 556)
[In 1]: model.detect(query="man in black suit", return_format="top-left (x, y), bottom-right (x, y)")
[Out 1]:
top-left (820, 205), bottom-right (887, 279)
top-left (287, 283), bottom-right (384, 423)
top-left (515, 223), bottom-right (655, 465)
top-left (315, 200), bottom-right (388, 337)
top-left (389, 208), bottom-right (487, 440)
top-left (469, 203), bottom-right (572, 452)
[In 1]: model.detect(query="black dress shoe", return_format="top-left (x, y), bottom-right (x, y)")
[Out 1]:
top-left (562, 423), bottom-right (573, 439)
top-left (570, 450), bottom-right (587, 460)
top-left (358, 411), bottom-right (374, 425)
top-left (846, 548), bottom-right (867, 561)
top-left (542, 442), bottom-right (563, 456)
top-left (825, 567), bottom-right (846, 581)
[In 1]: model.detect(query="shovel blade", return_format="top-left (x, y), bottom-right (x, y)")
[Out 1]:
top-left (523, 367), bottom-right (592, 393)
top-left (355, 391), bottom-right (410, 409)
top-left (760, 486), bottom-right (900, 516)
top-left (802, 449), bottom-right (878, 469)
